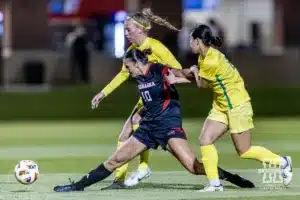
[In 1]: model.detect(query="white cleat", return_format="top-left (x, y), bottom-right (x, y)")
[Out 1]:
top-left (124, 167), bottom-right (151, 187)
top-left (198, 184), bottom-right (224, 192)
top-left (281, 156), bottom-right (292, 186)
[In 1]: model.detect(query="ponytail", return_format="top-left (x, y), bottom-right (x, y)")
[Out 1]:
top-left (210, 36), bottom-right (222, 47)
top-left (191, 24), bottom-right (223, 47)
top-left (141, 8), bottom-right (180, 32)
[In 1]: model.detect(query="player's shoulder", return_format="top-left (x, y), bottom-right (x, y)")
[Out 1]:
top-left (202, 47), bottom-right (222, 67)
top-left (150, 63), bottom-right (166, 74)
top-left (148, 37), bottom-right (167, 49)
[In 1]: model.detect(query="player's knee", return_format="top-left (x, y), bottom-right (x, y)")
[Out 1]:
top-left (199, 133), bottom-right (215, 146)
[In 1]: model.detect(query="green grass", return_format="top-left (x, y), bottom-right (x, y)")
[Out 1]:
top-left (0, 118), bottom-right (299, 199)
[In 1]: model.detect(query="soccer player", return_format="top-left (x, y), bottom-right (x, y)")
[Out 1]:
top-left (187, 24), bottom-right (293, 192)
top-left (91, 8), bottom-right (184, 189)
top-left (54, 49), bottom-right (255, 192)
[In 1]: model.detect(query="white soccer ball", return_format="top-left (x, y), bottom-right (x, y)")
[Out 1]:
top-left (14, 160), bottom-right (39, 185)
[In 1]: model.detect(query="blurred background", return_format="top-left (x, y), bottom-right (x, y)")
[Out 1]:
top-left (0, 0), bottom-right (299, 119)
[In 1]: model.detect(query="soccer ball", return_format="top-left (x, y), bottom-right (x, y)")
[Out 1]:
top-left (14, 160), bottom-right (39, 185)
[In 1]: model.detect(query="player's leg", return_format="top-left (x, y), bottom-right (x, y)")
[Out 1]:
top-left (230, 101), bottom-right (292, 186)
top-left (113, 111), bottom-right (137, 184)
top-left (53, 136), bottom-right (148, 192)
top-left (198, 108), bottom-right (229, 192)
top-left (167, 136), bottom-right (255, 189)
top-left (124, 107), bottom-right (152, 187)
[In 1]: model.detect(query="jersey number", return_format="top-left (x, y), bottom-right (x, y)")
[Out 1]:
top-left (141, 91), bottom-right (152, 102)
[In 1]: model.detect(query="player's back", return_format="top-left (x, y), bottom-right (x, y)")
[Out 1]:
top-left (135, 63), bottom-right (181, 130)
top-left (199, 47), bottom-right (250, 111)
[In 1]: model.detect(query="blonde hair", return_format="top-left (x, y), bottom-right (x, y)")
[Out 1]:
top-left (127, 8), bottom-right (180, 32)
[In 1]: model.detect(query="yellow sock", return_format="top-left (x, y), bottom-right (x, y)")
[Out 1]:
top-left (114, 141), bottom-right (129, 182)
top-left (240, 146), bottom-right (281, 165)
top-left (200, 144), bottom-right (219, 180)
top-left (132, 124), bottom-right (139, 132)
top-left (139, 150), bottom-right (150, 169)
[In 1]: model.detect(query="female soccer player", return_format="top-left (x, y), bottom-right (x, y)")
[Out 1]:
top-left (54, 49), bottom-right (255, 192)
top-left (187, 24), bottom-right (293, 192)
top-left (91, 8), bottom-right (184, 189)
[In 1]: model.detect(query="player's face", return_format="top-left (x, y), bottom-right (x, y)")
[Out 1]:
top-left (189, 36), bottom-right (201, 54)
top-left (124, 59), bottom-right (143, 77)
top-left (125, 19), bottom-right (144, 43)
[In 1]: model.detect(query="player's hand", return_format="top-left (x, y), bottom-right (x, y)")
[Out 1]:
top-left (91, 92), bottom-right (105, 109)
top-left (189, 65), bottom-right (199, 74)
top-left (165, 69), bottom-right (177, 84)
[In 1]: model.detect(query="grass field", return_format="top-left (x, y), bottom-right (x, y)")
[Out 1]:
top-left (0, 118), bottom-right (299, 200)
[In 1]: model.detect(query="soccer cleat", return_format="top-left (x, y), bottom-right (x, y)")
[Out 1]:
top-left (53, 184), bottom-right (84, 192)
top-left (124, 167), bottom-right (151, 187)
top-left (281, 156), bottom-right (292, 186)
top-left (198, 184), bottom-right (224, 192)
top-left (229, 174), bottom-right (255, 188)
top-left (101, 181), bottom-right (126, 190)
top-left (53, 178), bottom-right (84, 192)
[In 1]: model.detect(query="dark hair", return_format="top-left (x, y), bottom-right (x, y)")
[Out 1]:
top-left (191, 24), bottom-right (222, 47)
top-left (124, 48), bottom-right (152, 65)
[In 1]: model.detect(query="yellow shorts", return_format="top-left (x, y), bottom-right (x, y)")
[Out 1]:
top-left (207, 101), bottom-right (254, 133)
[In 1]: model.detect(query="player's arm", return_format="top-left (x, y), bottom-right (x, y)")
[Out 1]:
top-left (189, 65), bottom-right (209, 88)
top-left (91, 66), bottom-right (130, 109)
top-left (152, 41), bottom-right (195, 79)
top-left (181, 68), bottom-right (195, 78)
top-left (153, 42), bottom-right (182, 69)
top-left (164, 68), bottom-right (191, 84)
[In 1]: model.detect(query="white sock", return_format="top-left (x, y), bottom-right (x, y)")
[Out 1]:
top-left (210, 179), bottom-right (221, 186)
top-left (280, 157), bottom-right (288, 168)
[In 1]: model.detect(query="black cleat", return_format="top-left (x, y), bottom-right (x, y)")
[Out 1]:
top-left (101, 182), bottom-right (126, 190)
top-left (54, 184), bottom-right (84, 192)
top-left (230, 174), bottom-right (255, 188)
top-left (53, 178), bottom-right (84, 192)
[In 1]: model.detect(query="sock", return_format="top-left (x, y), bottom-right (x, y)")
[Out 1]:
top-left (210, 179), bottom-right (221, 186)
top-left (139, 150), bottom-right (150, 169)
top-left (74, 164), bottom-right (112, 189)
top-left (114, 141), bottom-right (128, 182)
top-left (240, 146), bottom-right (281, 165)
top-left (218, 166), bottom-right (255, 188)
top-left (218, 167), bottom-right (234, 180)
top-left (201, 145), bottom-right (219, 181)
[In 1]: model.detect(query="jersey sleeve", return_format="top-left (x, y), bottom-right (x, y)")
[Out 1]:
top-left (152, 41), bottom-right (182, 69)
top-left (101, 45), bottom-right (135, 96)
top-left (101, 66), bottom-right (130, 96)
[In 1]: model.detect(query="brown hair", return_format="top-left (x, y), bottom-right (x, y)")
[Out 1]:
top-left (127, 8), bottom-right (180, 32)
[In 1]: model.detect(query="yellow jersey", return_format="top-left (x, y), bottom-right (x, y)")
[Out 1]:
top-left (198, 47), bottom-right (250, 111)
top-left (101, 37), bottom-right (182, 96)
